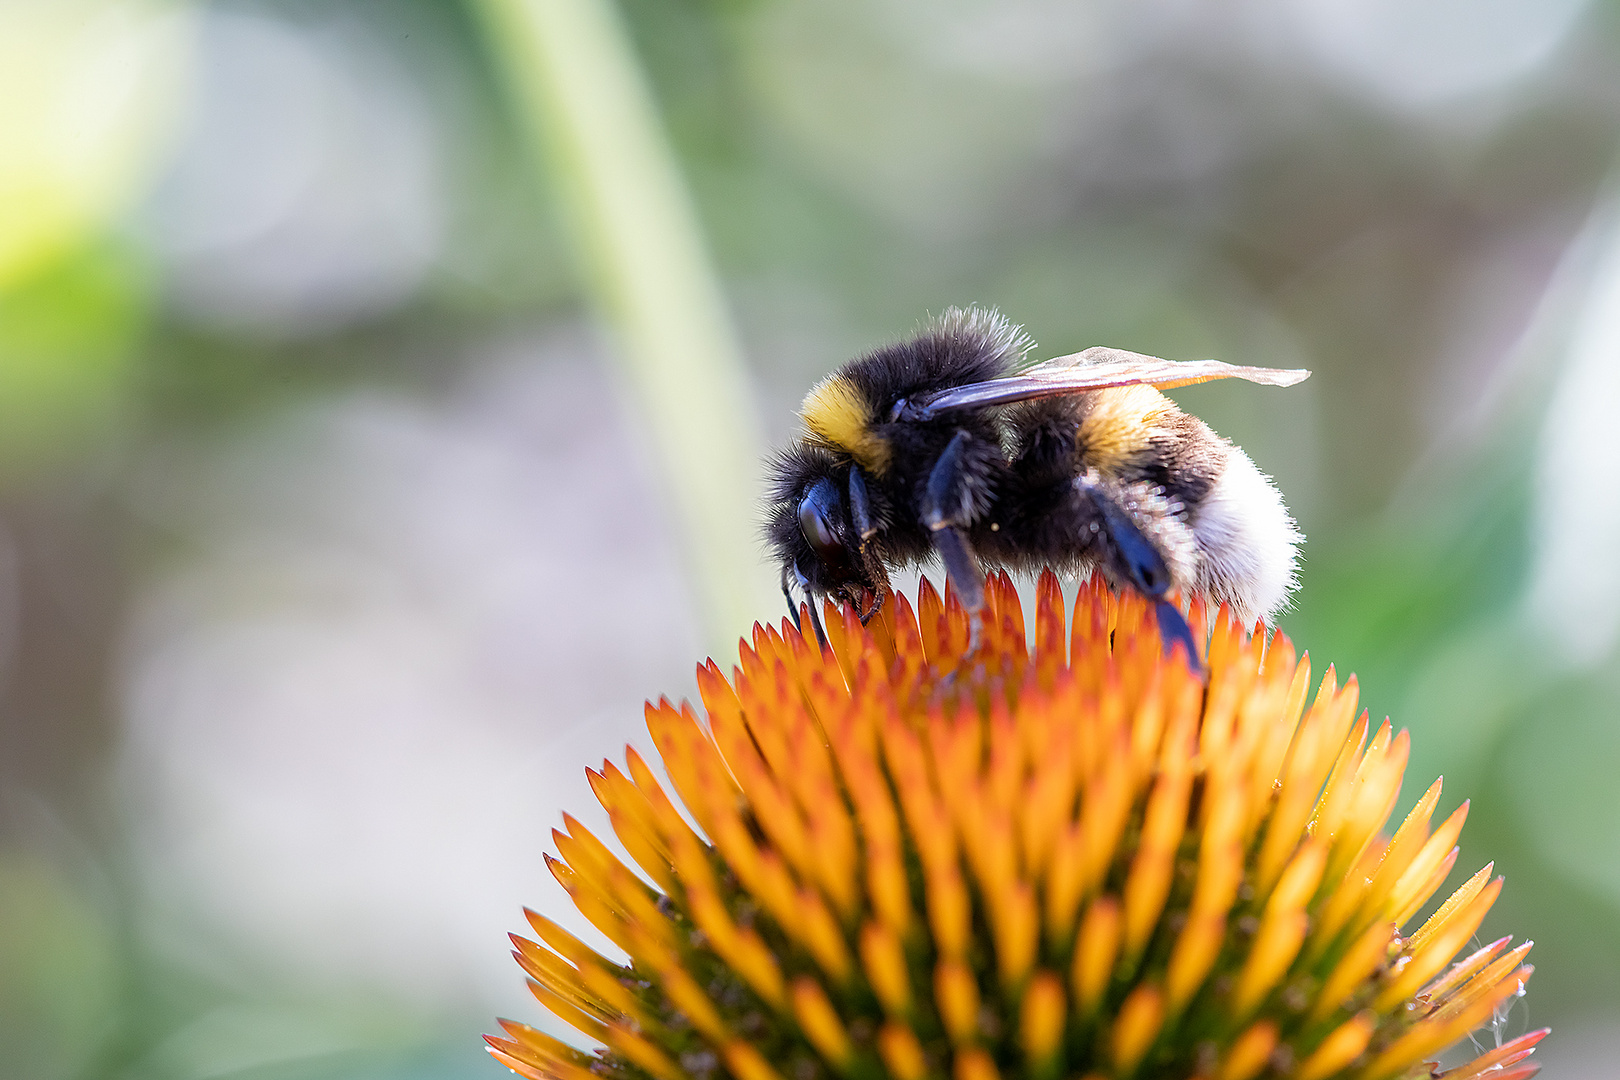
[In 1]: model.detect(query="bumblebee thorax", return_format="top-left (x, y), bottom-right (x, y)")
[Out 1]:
top-left (799, 374), bottom-right (892, 473)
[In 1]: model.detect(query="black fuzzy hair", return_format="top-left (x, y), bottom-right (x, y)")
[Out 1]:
top-left (761, 440), bottom-right (846, 589)
top-left (761, 307), bottom-right (1032, 599)
top-left (835, 306), bottom-right (1032, 411)
top-left (764, 440), bottom-right (843, 539)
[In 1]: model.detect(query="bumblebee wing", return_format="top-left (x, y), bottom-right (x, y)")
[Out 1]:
top-left (912, 347), bottom-right (1310, 414)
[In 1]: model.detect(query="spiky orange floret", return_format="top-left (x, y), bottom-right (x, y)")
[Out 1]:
top-left (489, 572), bottom-right (1542, 1080)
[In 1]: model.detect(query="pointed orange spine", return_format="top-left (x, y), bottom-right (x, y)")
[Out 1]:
top-left (509, 936), bottom-right (613, 1023)
top-left (955, 1048), bottom-right (1000, 1080)
top-left (1111, 984), bottom-right (1165, 1074)
top-left (1166, 770), bottom-right (1248, 1011)
top-left (790, 976), bottom-right (852, 1068)
top-left (1405, 858), bottom-right (1490, 953)
top-left (1309, 711), bottom-right (1374, 851)
top-left (494, 575), bottom-right (1540, 1080)
top-left (494, 1019), bottom-right (593, 1069)
top-left (1359, 969), bottom-right (1530, 1080)
top-left (1417, 935), bottom-right (1511, 1006)
top-left (1325, 727), bottom-right (1409, 889)
top-left (877, 1022), bottom-right (927, 1080)
top-left (1430, 942), bottom-right (1533, 1022)
top-left (604, 1026), bottom-right (685, 1080)
top-left (1231, 838), bottom-right (1328, 1016)
top-left (1357, 777), bottom-right (1444, 915)
top-left (860, 920), bottom-right (912, 1015)
top-left (1122, 710), bottom-right (1195, 959)
top-left (724, 1041), bottom-right (787, 1080)
top-left (526, 978), bottom-right (611, 1043)
top-left (1388, 846), bottom-right (1461, 930)
top-left (1295, 1011), bottom-right (1376, 1080)
top-left (1254, 671), bottom-right (1357, 896)
top-left (1384, 800), bottom-right (1472, 926)
top-left (1437, 1027), bottom-right (1549, 1080)
top-left (1073, 895), bottom-right (1123, 1018)
top-left (935, 958), bottom-right (981, 1044)
top-left (1375, 876), bottom-right (1504, 1010)
top-left (1020, 971), bottom-right (1067, 1064)
top-left (1218, 1020), bottom-right (1278, 1080)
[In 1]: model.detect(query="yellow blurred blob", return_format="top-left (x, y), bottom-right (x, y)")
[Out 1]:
top-left (0, 0), bottom-right (194, 291)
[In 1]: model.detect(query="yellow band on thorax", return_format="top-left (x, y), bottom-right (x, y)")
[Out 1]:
top-left (800, 375), bottom-right (892, 474)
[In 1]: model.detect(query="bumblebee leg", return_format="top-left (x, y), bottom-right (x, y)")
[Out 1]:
top-left (921, 431), bottom-right (991, 535)
top-left (923, 430), bottom-right (994, 653)
top-left (843, 583), bottom-right (885, 624)
top-left (782, 571), bottom-right (802, 633)
top-left (794, 564), bottom-right (829, 650)
top-left (848, 466), bottom-right (876, 542)
top-left (933, 527), bottom-right (983, 656)
top-left (848, 466), bottom-right (893, 614)
top-left (1154, 599), bottom-right (1205, 677)
top-left (806, 593), bottom-right (828, 650)
top-left (1079, 477), bottom-right (1173, 598)
top-left (932, 526), bottom-right (985, 616)
top-left (1079, 476), bottom-right (1204, 676)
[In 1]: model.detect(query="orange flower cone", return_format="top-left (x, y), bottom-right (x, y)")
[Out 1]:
top-left (489, 571), bottom-right (1544, 1080)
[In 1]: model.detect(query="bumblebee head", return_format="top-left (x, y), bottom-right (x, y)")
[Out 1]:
top-left (764, 444), bottom-right (881, 616)
top-left (795, 477), bottom-right (863, 587)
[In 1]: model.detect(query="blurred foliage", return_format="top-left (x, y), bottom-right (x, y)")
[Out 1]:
top-left (0, 242), bottom-right (154, 475)
top-left (0, 0), bottom-right (183, 479)
top-left (0, 853), bottom-right (121, 1080)
top-left (0, 0), bottom-right (192, 291)
top-left (0, 0), bottom-right (1618, 1078)
top-left (473, 0), bottom-right (771, 641)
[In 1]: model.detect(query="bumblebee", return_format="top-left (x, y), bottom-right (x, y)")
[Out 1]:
top-left (764, 308), bottom-right (1308, 663)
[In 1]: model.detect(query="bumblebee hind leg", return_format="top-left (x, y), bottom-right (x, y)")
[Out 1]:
top-left (1153, 599), bottom-right (1204, 676)
top-left (1075, 475), bottom-right (1205, 676)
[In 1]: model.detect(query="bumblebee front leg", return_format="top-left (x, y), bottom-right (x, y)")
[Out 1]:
top-left (791, 563), bottom-right (829, 650)
top-left (782, 570), bottom-right (801, 632)
top-left (847, 466), bottom-right (891, 623)
top-left (922, 430), bottom-right (992, 647)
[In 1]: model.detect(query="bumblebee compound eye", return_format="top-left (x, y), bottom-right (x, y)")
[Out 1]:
top-left (797, 477), bottom-right (853, 571)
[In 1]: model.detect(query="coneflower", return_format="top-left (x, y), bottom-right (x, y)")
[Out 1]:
top-left (489, 572), bottom-right (1545, 1080)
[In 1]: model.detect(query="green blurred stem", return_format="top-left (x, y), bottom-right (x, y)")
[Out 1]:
top-left (472, 0), bottom-right (770, 646)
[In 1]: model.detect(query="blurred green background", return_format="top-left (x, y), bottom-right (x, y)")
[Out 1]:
top-left (2, 1), bottom-right (1619, 1078)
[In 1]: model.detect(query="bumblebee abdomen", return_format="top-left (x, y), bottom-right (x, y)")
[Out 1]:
top-left (1186, 448), bottom-right (1302, 626)
top-left (1073, 385), bottom-right (1174, 476)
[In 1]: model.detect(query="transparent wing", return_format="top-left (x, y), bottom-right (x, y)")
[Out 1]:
top-left (909, 347), bottom-right (1310, 416)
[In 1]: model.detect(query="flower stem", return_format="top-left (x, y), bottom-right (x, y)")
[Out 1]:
top-left (471, 0), bottom-right (770, 645)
